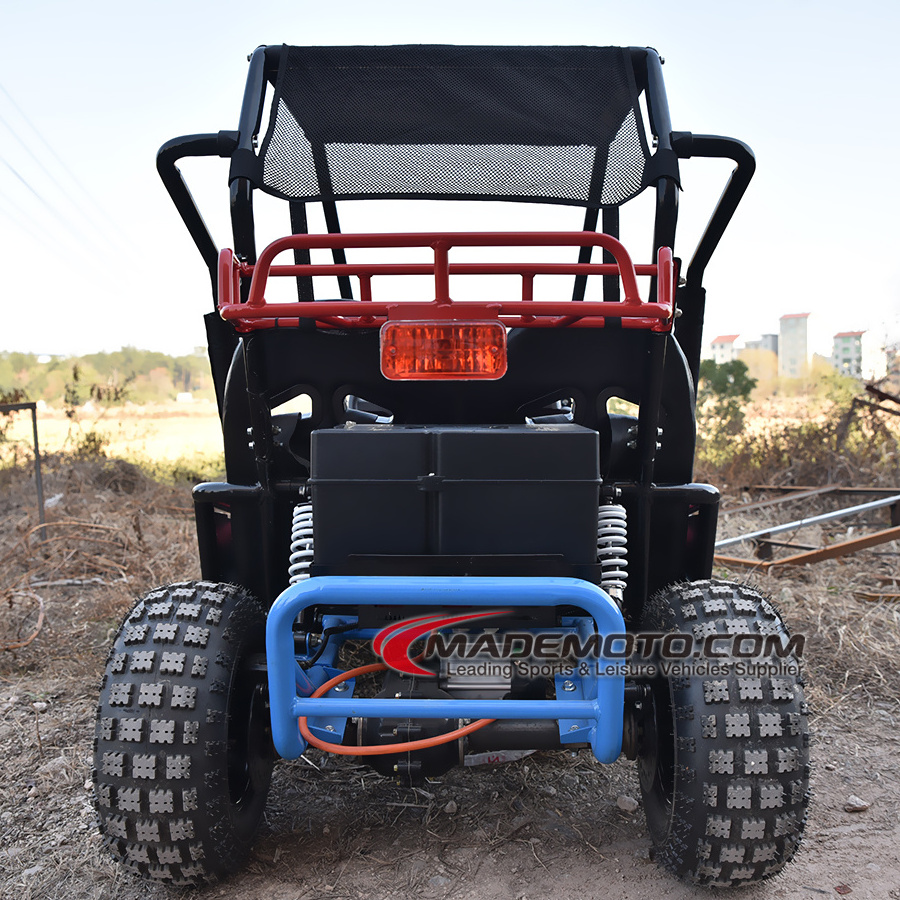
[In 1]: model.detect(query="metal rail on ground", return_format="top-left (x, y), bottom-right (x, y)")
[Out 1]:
top-left (714, 493), bottom-right (900, 571)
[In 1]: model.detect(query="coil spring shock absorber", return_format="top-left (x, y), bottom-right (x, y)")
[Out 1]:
top-left (288, 502), bottom-right (314, 584)
top-left (597, 503), bottom-right (628, 603)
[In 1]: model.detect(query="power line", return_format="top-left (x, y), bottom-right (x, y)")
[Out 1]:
top-left (1, 156), bottom-right (99, 253)
top-left (0, 106), bottom-right (117, 253)
top-left (0, 185), bottom-right (51, 247)
top-left (0, 82), bottom-right (132, 254)
top-left (0, 159), bottom-right (130, 288)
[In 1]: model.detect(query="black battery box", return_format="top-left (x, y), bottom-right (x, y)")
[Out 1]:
top-left (309, 424), bottom-right (600, 573)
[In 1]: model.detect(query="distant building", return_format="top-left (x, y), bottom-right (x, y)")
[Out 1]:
top-left (744, 334), bottom-right (778, 355)
top-left (832, 331), bottom-right (865, 378)
top-left (708, 316), bottom-right (892, 383)
top-left (710, 334), bottom-right (740, 364)
top-left (831, 331), bottom-right (887, 381)
top-left (779, 313), bottom-right (810, 378)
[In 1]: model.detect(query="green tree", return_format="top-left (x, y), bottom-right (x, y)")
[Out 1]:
top-left (698, 358), bottom-right (757, 437)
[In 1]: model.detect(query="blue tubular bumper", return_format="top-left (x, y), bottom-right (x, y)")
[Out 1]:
top-left (266, 576), bottom-right (626, 764)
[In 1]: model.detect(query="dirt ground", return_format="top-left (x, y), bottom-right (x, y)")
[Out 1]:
top-left (1, 456), bottom-right (899, 900)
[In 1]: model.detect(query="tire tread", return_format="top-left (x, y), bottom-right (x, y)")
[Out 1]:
top-left (640, 579), bottom-right (810, 886)
top-left (93, 580), bottom-right (271, 885)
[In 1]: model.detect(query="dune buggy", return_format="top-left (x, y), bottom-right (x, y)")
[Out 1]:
top-left (93, 44), bottom-right (808, 886)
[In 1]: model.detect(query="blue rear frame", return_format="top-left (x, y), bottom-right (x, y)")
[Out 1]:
top-left (266, 575), bottom-right (627, 764)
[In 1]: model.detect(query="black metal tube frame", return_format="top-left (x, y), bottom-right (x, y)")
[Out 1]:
top-left (671, 132), bottom-right (756, 386)
top-left (159, 46), bottom-right (751, 616)
top-left (157, 131), bottom-right (239, 296)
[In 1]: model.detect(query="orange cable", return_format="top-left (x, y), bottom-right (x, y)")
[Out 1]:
top-left (298, 661), bottom-right (494, 756)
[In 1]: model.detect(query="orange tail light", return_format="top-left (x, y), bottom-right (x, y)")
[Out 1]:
top-left (380, 320), bottom-right (508, 380)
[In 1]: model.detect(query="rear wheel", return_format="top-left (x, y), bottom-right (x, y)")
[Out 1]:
top-left (93, 581), bottom-right (274, 885)
top-left (637, 579), bottom-right (809, 885)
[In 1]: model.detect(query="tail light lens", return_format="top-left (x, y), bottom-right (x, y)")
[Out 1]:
top-left (380, 320), bottom-right (507, 380)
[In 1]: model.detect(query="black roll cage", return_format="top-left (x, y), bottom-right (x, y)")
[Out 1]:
top-left (157, 45), bottom-right (755, 620)
top-left (157, 45), bottom-right (754, 386)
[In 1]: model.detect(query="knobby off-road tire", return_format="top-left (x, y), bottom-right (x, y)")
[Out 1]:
top-left (637, 579), bottom-right (810, 886)
top-left (93, 581), bottom-right (274, 885)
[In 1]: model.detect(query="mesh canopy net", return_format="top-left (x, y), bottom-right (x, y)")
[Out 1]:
top-left (248, 45), bottom-right (659, 208)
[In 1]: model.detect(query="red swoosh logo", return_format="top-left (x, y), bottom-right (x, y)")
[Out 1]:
top-left (374, 609), bottom-right (511, 676)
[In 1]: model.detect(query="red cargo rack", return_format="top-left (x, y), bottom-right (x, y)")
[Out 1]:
top-left (217, 231), bottom-right (675, 333)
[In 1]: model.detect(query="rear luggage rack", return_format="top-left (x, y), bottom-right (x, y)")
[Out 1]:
top-left (217, 231), bottom-right (675, 332)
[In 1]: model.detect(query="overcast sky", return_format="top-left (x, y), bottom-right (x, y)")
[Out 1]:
top-left (1, 0), bottom-right (898, 358)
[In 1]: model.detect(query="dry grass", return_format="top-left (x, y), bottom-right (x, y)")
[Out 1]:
top-left (0, 457), bottom-right (198, 674)
top-left (696, 395), bottom-right (900, 490)
top-left (1, 441), bottom-right (899, 898)
top-left (696, 392), bottom-right (900, 715)
top-left (3, 402), bottom-right (224, 469)
top-left (727, 562), bottom-right (900, 710)
top-left (715, 485), bottom-right (900, 712)
top-left (1, 455), bottom-right (202, 900)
